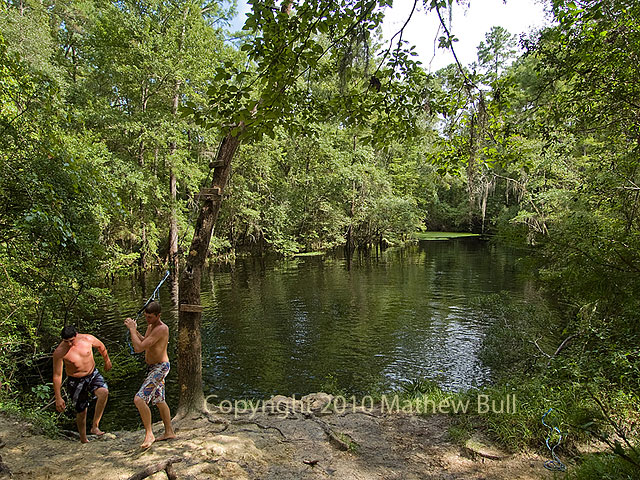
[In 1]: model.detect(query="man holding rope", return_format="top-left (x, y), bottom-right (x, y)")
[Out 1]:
top-left (124, 300), bottom-right (176, 448)
top-left (52, 325), bottom-right (112, 443)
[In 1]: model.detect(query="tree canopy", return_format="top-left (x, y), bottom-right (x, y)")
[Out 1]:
top-left (1, 0), bottom-right (639, 472)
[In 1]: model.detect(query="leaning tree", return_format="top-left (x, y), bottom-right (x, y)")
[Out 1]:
top-left (176, 0), bottom-right (436, 415)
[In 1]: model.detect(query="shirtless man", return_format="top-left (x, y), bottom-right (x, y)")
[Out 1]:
top-left (52, 326), bottom-right (112, 443)
top-left (124, 301), bottom-right (176, 448)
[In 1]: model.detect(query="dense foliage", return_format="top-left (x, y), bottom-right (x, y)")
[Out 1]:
top-left (0, 0), bottom-right (638, 472)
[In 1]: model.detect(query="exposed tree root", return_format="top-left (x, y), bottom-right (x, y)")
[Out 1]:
top-left (303, 412), bottom-right (358, 451)
top-left (231, 420), bottom-right (287, 439)
top-left (126, 456), bottom-right (182, 480)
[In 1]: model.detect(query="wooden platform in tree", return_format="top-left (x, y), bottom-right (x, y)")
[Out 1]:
top-left (200, 150), bottom-right (226, 169)
top-left (209, 159), bottom-right (226, 168)
top-left (179, 304), bottom-right (204, 313)
top-left (196, 187), bottom-right (222, 201)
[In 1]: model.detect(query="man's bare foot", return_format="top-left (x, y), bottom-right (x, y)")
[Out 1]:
top-left (156, 432), bottom-right (176, 442)
top-left (80, 436), bottom-right (89, 444)
top-left (90, 427), bottom-right (105, 436)
top-left (140, 433), bottom-right (155, 449)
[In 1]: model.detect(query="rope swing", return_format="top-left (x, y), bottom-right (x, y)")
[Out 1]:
top-left (542, 408), bottom-right (567, 472)
top-left (126, 270), bottom-right (171, 355)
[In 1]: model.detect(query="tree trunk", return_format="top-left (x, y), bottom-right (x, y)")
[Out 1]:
top-left (176, 0), bottom-right (292, 416)
top-left (169, 168), bottom-right (179, 303)
top-left (140, 222), bottom-right (148, 271)
top-left (138, 147), bottom-right (147, 271)
top-left (177, 132), bottom-right (241, 416)
top-left (167, 6), bottom-right (189, 303)
top-left (346, 135), bottom-right (357, 254)
top-left (126, 457), bottom-right (182, 480)
top-left (168, 80), bottom-right (182, 305)
top-left (138, 85), bottom-right (148, 270)
top-left (467, 113), bottom-right (476, 227)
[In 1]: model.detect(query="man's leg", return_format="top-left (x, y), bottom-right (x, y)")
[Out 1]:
top-left (91, 387), bottom-right (108, 435)
top-left (76, 410), bottom-right (88, 443)
top-left (155, 402), bottom-right (176, 441)
top-left (134, 395), bottom-right (155, 448)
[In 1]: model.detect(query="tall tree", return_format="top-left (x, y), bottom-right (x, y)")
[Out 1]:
top-left (0, 19), bottom-right (117, 388)
top-left (69, 0), bottom-right (234, 271)
top-left (476, 26), bottom-right (517, 82)
top-left (176, 0), bottom-right (430, 414)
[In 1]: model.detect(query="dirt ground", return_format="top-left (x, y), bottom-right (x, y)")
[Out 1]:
top-left (0, 394), bottom-right (561, 480)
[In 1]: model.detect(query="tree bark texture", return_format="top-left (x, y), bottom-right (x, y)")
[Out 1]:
top-left (177, 132), bottom-right (241, 415)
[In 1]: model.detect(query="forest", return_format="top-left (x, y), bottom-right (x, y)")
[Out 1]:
top-left (1, 0), bottom-right (639, 477)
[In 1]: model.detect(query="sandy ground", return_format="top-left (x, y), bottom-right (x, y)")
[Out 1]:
top-left (0, 394), bottom-right (560, 480)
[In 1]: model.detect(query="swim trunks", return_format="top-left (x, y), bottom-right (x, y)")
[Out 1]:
top-left (136, 362), bottom-right (170, 405)
top-left (66, 368), bottom-right (108, 413)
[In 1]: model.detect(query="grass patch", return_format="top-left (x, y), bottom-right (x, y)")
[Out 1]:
top-left (413, 232), bottom-right (480, 241)
top-left (568, 450), bottom-right (640, 480)
top-left (448, 415), bottom-right (477, 444)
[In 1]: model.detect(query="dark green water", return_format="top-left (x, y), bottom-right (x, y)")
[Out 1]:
top-left (93, 238), bottom-right (534, 429)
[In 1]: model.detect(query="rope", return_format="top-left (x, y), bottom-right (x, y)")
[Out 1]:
top-left (126, 270), bottom-right (171, 355)
top-left (542, 408), bottom-right (567, 472)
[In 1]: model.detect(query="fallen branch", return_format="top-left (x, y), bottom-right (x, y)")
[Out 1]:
top-left (546, 334), bottom-right (579, 367)
top-left (36, 397), bottom-right (56, 411)
top-left (126, 457), bottom-right (183, 480)
top-left (586, 387), bottom-right (640, 466)
top-left (532, 338), bottom-right (552, 359)
top-left (553, 334), bottom-right (578, 357)
top-left (530, 334), bottom-right (580, 367)
top-left (463, 436), bottom-right (508, 461)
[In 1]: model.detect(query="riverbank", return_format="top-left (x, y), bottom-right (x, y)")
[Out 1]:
top-left (0, 393), bottom-right (557, 480)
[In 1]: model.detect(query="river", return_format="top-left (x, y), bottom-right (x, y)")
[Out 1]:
top-left (92, 237), bottom-right (535, 429)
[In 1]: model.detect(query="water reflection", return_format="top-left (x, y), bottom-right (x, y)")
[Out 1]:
top-left (95, 238), bottom-right (531, 429)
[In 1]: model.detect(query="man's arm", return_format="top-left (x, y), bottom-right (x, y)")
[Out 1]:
top-left (124, 318), bottom-right (163, 353)
top-left (52, 352), bottom-right (66, 412)
top-left (89, 335), bottom-right (112, 372)
top-left (124, 318), bottom-right (145, 342)
top-left (131, 328), bottom-right (144, 342)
